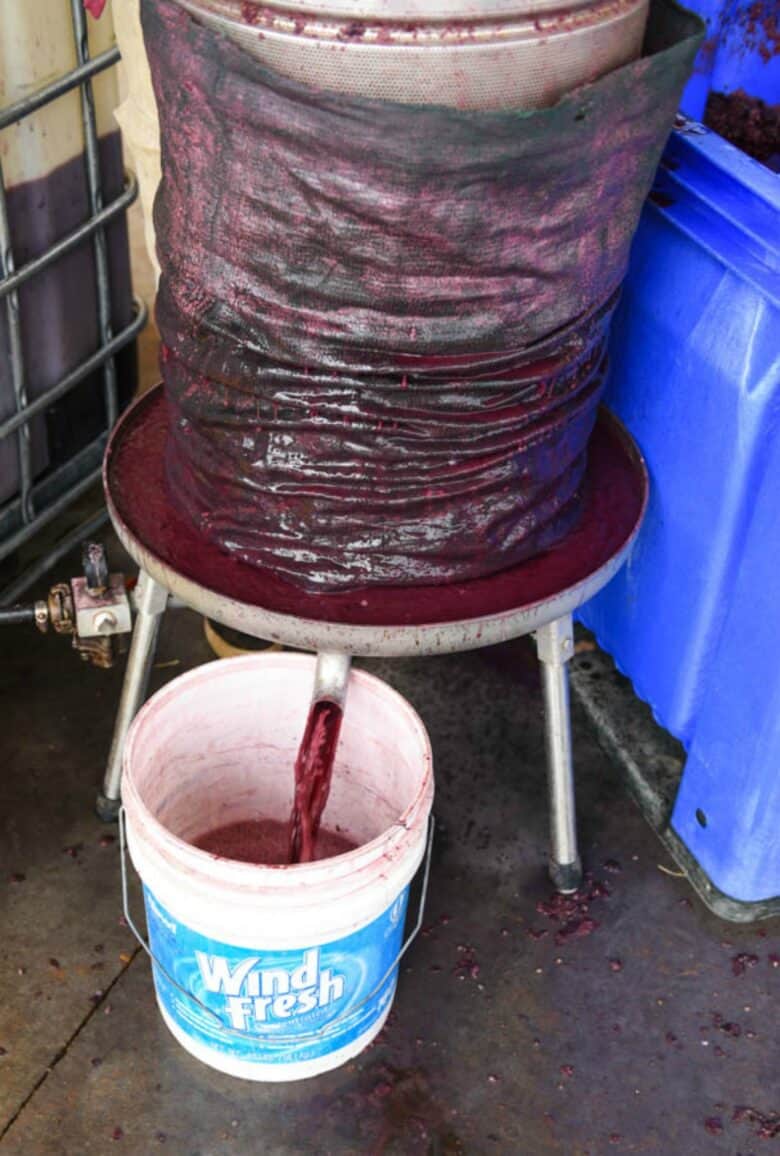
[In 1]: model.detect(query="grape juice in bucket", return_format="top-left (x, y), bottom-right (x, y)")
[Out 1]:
top-left (121, 653), bottom-right (433, 1081)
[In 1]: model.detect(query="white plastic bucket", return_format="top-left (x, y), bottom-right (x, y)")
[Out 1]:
top-left (121, 653), bottom-right (434, 1082)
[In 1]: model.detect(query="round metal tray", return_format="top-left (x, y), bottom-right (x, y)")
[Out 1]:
top-left (104, 385), bottom-right (647, 657)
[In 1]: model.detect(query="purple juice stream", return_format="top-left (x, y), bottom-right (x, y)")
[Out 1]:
top-left (194, 698), bottom-right (347, 866)
top-left (288, 699), bottom-right (345, 865)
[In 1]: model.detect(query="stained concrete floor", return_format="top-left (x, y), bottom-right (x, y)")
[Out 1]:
top-left (1, 539), bottom-right (779, 1156)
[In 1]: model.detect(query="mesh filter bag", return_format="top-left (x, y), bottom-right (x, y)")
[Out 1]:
top-left (143, 0), bottom-right (702, 592)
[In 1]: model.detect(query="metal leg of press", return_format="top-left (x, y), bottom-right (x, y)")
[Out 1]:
top-left (535, 613), bottom-right (582, 894)
top-left (96, 572), bottom-right (169, 821)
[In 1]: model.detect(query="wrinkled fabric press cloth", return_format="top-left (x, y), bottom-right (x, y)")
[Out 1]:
top-left (143, 0), bottom-right (702, 592)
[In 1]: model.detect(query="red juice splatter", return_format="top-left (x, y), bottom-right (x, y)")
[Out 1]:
top-left (733, 1105), bottom-right (780, 1140)
top-left (535, 875), bottom-right (609, 945)
top-left (453, 945), bottom-right (480, 981)
top-left (555, 917), bottom-right (599, 945)
top-left (289, 699), bottom-right (344, 864)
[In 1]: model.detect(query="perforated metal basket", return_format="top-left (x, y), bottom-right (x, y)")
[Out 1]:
top-left (175, 0), bottom-right (649, 109)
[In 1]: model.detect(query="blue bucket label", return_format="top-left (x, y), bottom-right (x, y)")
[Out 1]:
top-left (144, 886), bottom-right (409, 1065)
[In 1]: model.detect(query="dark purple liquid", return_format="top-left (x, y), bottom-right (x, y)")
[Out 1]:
top-left (288, 700), bottom-right (344, 865)
top-left (1, 131), bottom-right (134, 505)
top-left (195, 816), bottom-right (356, 865)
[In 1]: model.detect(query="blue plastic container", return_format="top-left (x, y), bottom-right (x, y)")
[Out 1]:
top-left (680, 0), bottom-right (780, 118)
top-left (579, 123), bottom-right (780, 904)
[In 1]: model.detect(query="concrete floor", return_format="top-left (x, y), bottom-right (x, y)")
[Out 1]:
top-left (1, 541), bottom-right (779, 1156)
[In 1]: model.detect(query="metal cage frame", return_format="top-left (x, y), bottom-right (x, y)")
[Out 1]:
top-left (0, 0), bottom-right (147, 605)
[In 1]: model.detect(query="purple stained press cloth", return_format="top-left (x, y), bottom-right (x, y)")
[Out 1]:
top-left (143, 0), bottom-right (702, 592)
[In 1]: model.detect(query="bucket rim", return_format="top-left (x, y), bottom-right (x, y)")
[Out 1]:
top-left (122, 652), bottom-right (434, 884)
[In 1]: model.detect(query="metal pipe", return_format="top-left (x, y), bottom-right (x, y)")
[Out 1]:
top-left (0, 606), bottom-right (36, 626)
top-left (70, 0), bottom-right (119, 430)
top-left (0, 176), bottom-right (138, 300)
top-left (311, 651), bottom-right (352, 707)
top-left (0, 17), bottom-right (140, 574)
top-left (0, 303), bottom-right (147, 441)
top-left (0, 432), bottom-right (103, 542)
top-left (98, 572), bottom-right (169, 817)
top-left (0, 47), bottom-right (119, 132)
top-left (0, 466), bottom-right (102, 565)
top-left (536, 614), bottom-right (582, 894)
top-left (0, 163), bottom-right (34, 525)
top-left (541, 661), bottom-right (579, 863)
